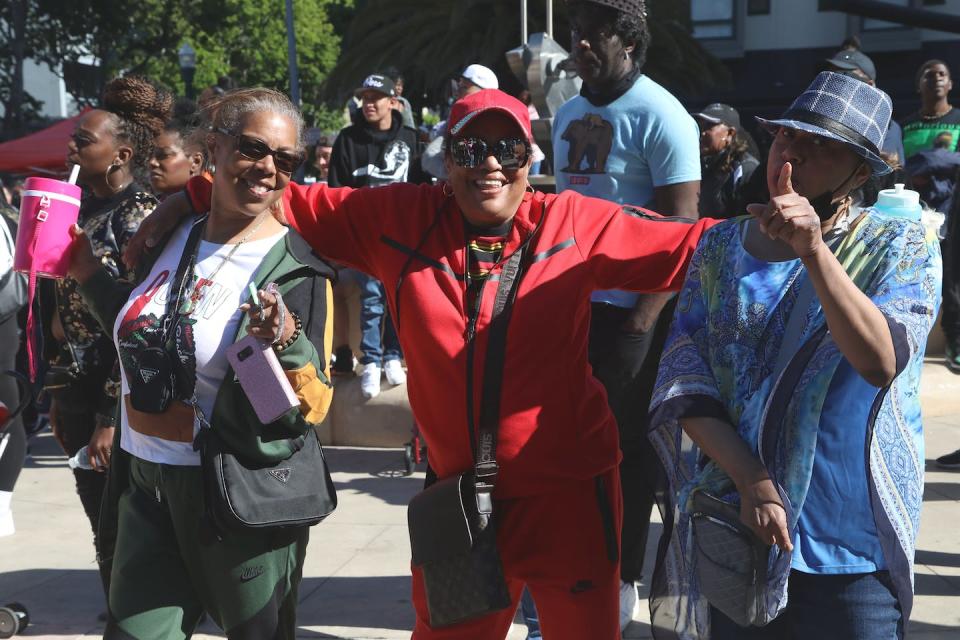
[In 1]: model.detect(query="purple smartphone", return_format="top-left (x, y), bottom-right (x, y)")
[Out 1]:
top-left (226, 334), bottom-right (299, 424)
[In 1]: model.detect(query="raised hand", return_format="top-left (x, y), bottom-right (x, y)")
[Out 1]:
top-left (746, 162), bottom-right (823, 259)
top-left (240, 288), bottom-right (296, 345)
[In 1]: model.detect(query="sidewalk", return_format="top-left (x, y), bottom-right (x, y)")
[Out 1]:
top-left (1, 363), bottom-right (959, 639)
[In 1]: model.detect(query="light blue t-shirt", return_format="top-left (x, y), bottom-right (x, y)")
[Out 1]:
top-left (553, 75), bottom-right (701, 308)
top-left (792, 359), bottom-right (887, 574)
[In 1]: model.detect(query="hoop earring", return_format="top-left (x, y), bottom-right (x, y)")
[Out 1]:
top-left (104, 162), bottom-right (124, 193)
top-left (441, 182), bottom-right (453, 197)
top-left (525, 183), bottom-right (535, 194)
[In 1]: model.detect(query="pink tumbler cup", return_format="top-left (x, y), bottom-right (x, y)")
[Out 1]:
top-left (14, 176), bottom-right (82, 279)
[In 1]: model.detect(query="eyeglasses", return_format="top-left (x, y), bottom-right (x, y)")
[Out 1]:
top-left (216, 128), bottom-right (304, 174)
top-left (450, 137), bottom-right (530, 170)
top-left (569, 14), bottom-right (615, 43)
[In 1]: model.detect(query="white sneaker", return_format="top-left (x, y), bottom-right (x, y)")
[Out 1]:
top-left (384, 359), bottom-right (407, 386)
top-left (360, 363), bottom-right (381, 399)
top-left (619, 580), bottom-right (638, 632)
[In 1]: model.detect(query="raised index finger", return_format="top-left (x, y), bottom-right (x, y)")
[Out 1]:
top-left (776, 161), bottom-right (795, 197)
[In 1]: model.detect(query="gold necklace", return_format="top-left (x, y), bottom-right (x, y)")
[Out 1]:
top-left (187, 214), bottom-right (270, 310)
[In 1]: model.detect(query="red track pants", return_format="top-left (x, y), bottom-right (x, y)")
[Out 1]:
top-left (411, 466), bottom-right (623, 640)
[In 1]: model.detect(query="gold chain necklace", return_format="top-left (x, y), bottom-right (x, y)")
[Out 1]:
top-left (187, 213), bottom-right (270, 310)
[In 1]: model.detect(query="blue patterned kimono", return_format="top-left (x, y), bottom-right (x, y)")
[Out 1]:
top-left (648, 213), bottom-right (942, 639)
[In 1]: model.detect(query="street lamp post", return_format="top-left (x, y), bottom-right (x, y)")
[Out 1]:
top-left (178, 42), bottom-right (197, 100)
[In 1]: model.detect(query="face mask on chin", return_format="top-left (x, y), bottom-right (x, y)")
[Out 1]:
top-left (805, 160), bottom-right (865, 222)
top-left (808, 190), bottom-right (839, 222)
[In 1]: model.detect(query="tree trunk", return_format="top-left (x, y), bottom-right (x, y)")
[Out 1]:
top-left (4, 0), bottom-right (28, 132)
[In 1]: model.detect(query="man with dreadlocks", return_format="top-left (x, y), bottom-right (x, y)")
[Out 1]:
top-left (552, 0), bottom-right (702, 630)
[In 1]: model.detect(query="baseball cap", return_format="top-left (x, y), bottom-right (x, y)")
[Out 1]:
top-left (825, 49), bottom-right (877, 82)
top-left (354, 74), bottom-right (396, 98)
top-left (692, 103), bottom-right (741, 129)
top-left (447, 90), bottom-right (532, 140)
top-left (460, 64), bottom-right (499, 91)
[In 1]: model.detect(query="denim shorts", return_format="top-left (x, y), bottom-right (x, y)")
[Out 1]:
top-left (711, 570), bottom-right (904, 640)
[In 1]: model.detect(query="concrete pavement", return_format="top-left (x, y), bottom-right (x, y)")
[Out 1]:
top-left (1, 363), bottom-right (959, 639)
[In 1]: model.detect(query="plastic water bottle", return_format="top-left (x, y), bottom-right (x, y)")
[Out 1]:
top-left (67, 446), bottom-right (95, 470)
top-left (871, 183), bottom-right (922, 222)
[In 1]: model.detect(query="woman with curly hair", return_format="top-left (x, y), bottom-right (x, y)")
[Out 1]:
top-left (44, 74), bottom-right (171, 596)
top-left (693, 103), bottom-right (760, 219)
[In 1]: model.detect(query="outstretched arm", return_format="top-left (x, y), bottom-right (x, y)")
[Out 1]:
top-left (622, 181), bottom-right (702, 334)
top-left (573, 192), bottom-right (717, 295)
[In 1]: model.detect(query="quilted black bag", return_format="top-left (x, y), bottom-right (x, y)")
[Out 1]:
top-left (406, 240), bottom-right (530, 628)
top-left (691, 490), bottom-right (774, 627)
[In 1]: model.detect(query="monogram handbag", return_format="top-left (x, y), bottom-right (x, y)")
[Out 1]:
top-left (407, 471), bottom-right (511, 627)
top-left (406, 241), bottom-right (531, 628)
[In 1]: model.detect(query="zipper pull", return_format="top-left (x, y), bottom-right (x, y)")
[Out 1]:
top-left (155, 485), bottom-right (162, 503)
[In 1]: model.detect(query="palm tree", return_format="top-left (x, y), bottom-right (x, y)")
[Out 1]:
top-left (325, 0), bottom-right (730, 109)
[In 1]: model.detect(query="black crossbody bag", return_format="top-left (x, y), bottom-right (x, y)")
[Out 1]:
top-left (406, 241), bottom-right (529, 628)
top-left (142, 217), bottom-right (336, 536)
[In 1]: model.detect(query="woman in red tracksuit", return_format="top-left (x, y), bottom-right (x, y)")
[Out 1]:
top-left (128, 89), bottom-right (716, 640)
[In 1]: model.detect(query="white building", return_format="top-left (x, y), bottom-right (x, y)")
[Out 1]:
top-left (688, 0), bottom-right (960, 115)
top-left (692, 0), bottom-right (960, 58)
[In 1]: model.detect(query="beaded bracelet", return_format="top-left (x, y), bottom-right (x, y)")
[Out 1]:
top-left (274, 312), bottom-right (302, 352)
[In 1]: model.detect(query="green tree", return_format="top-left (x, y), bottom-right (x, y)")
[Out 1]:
top-left (326, 0), bottom-right (729, 111)
top-left (26, 0), bottom-right (348, 122)
top-left (0, 0), bottom-right (45, 135)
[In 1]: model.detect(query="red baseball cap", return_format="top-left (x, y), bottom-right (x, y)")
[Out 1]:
top-left (447, 89), bottom-right (532, 141)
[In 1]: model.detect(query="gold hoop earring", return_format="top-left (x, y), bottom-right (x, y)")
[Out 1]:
top-left (105, 162), bottom-right (123, 193)
top-left (442, 182), bottom-right (453, 197)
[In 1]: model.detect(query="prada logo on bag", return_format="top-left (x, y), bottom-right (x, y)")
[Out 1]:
top-left (269, 468), bottom-right (292, 484)
top-left (139, 367), bottom-right (160, 384)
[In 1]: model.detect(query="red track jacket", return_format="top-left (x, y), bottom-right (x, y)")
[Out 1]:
top-left (189, 179), bottom-right (716, 498)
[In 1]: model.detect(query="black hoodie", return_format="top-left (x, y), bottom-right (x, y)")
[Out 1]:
top-left (328, 110), bottom-right (426, 188)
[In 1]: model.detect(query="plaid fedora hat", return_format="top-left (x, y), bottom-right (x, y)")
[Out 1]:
top-left (757, 71), bottom-right (892, 175)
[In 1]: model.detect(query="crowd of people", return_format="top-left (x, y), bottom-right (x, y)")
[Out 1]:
top-left (0, 0), bottom-right (955, 638)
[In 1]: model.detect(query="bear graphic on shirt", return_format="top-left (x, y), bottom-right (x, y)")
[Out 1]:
top-left (560, 114), bottom-right (614, 175)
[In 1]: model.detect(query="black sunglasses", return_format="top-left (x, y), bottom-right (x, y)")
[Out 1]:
top-left (450, 136), bottom-right (530, 170)
top-left (216, 128), bottom-right (304, 174)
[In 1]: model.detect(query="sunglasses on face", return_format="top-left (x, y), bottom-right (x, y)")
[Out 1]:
top-left (70, 133), bottom-right (95, 149)
top-left (450, 137), bottom-right (530, 170)
top-left (216, 128), bottom-right (304, 174)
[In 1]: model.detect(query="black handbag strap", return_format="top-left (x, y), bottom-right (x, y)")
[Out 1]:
top-left (468, 201), bottom-right (544, 526)
top-left (161, 216), bottom-right (207, 344)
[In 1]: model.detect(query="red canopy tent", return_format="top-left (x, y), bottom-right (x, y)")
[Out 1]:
top-left (0, 108), bottom-right (89, 176)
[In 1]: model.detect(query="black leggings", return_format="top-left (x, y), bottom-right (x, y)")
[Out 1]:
top-left (51, 365), bottom-right (110, 595)
top-left (0, 313), bottom-right (25, 494)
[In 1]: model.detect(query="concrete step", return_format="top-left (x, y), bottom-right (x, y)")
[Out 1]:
top-left (318, 374), bottom-right (413, 448)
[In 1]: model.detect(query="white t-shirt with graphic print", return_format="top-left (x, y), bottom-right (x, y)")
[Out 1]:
top-left (113, 221), bottom-right (288, 466)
